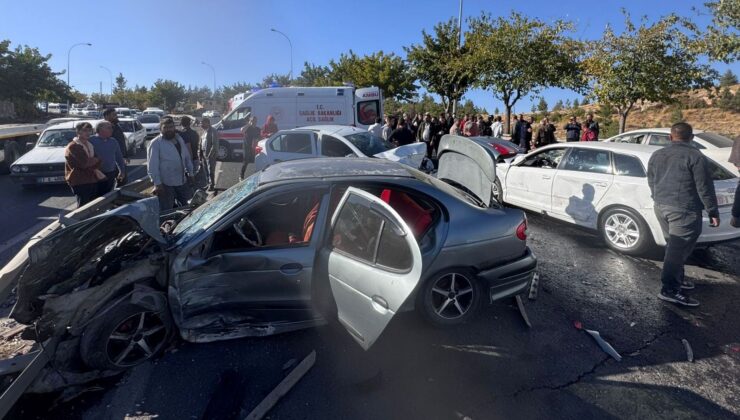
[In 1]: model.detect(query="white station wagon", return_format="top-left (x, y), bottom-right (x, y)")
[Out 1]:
top-left (494, 142), bottom-right (739, 255)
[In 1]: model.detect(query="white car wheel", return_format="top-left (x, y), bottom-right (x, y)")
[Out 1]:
top-left (599, 208), bottom-right (651, 255)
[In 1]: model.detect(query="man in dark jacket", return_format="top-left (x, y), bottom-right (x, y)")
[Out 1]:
top-left (533, 118), bottom-right (556, 148)
top-left (388, 119), bottom-right (414, 146)
top-left (103, 108), bottom-right (128, 184)
top-left (647, 122), bottom-right (719, 307)
top-left (585, 113), bottom-right (600, 140)
top-left (563, 116), bottom-right (581, 142)
top-left (515, 114), bottom-right (532, 152)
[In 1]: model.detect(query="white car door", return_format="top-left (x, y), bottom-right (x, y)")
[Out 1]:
top-left (319, 134), bottom-right (358, 157)
top-left (503, 147), bottom-right (567, 212)
top-left (327, 187), bottom-right (422, 350)
top-left (550, 147), bottom-right (615, 227)
top-left (265, 131), bottom-right (317, 165)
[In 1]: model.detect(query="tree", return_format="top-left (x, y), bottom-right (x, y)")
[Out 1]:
top-left (581, 97), bottom-right (590, 105)
top-left (0, 40), bottom-right (70, 117)
top-left (720, 69), bottom-right (738, 87)
top-left (405, 18), bottom-right (476, 114)
top-left (670, 105), bottom-right (684, 123)
top-left (149, 79), bottom-right (185, 111)
top-left (467, 13), bottom-right (583, 134)
top-left (294, 62), bottom-right (333, 86)
top-left (691, 0), bottom-right (739, 63)
top-left (564, 99), bottom-right (571, 109)
top-left (553, 99), bottom-right (564, 111)
top-left (111, 73), bottom-right (127, 105)
top-left (583, 12), bottom-right (715, 133)
top-left (494, 107), bottom-right (500, 115)
top-left (260, 73), bottom-right (292, 88)
top-left (537, 97), bottom-right (549, 113)
top-left (572, 98), bottom-right (580, 108)
top-left (329, 50), bottom-right (416, 100)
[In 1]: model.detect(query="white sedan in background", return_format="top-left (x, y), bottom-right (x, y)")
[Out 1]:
top-left (494, 142), bottom-right (738, 255)
top-left (137, 114), bottom-right (161, 140)
top-left (118, 117), bottom-right (146, 153)
top-left (254, 125), bottom-right (428, 172)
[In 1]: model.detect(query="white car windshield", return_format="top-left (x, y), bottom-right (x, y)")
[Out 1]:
top-left (344, 132), bottom-right (394, 156)
top-left (36, 129), bottom-right (75, 147)
top-left (118, 121), bottom-right (135, 132)
top-left (173, 173), bottom-right (261, 243)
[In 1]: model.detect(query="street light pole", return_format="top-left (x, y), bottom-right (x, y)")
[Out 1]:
top-left (66, 42), bottom-right (92, 108)
top-left (452, 0), bottom-right (463, 116)
top-left (99, 65), bottom-right (113, 95)
top-left (201, 61), bottom-right (216, 97)
top-left (270, 28), bottom-right (293, 81)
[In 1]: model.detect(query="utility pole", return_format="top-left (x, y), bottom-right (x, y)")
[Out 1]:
top-left (271, 28), bottom-right (293, 81)
top-left (66, 42), bottom-right (92, 109)
top-left (452, 0), bottom-right (463, 116)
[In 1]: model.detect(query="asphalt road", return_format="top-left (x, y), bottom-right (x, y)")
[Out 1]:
top-left (6, 160), bottom-right (740, 420)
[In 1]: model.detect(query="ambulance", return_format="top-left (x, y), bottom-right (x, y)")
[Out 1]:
top-left (214, 86), bottom-right (383, 160)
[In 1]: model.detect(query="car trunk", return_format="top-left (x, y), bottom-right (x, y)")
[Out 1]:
top-left (436, 134), bottom-right (498, 207)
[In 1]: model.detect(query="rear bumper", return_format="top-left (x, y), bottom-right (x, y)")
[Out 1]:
top-left (477, 247), bottom-right (537, 303)
top-left (697, 206), bottom-right (740, 244)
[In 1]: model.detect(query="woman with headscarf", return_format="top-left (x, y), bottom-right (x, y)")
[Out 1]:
top-left (65, 121), bottom-right (106, 207)
top-left (261, 114), bottom-right (278, 139)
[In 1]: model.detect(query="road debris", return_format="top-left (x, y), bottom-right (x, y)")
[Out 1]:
top-left (583, 329), bottom-right (622, 362)
top-left (245, 350), bottom-right (316, 420)
top-left (528, 272), bottom-right (539, 300)
top-left (682, 339), bottom-right (694, 362)
top-left (515, 295), bottom-right (532, 328)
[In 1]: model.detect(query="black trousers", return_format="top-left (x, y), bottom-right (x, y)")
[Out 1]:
top-left (71, 183), bottom-right (98, 208)
top-left (654, 204), bottom-right (702, 294)
top-left (97, 171), bottom-right (118, 196)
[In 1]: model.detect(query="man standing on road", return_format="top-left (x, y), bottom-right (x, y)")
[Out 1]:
top-left (240, 115), bottom-right (261, 181)
top-left (90, 121), bottom-right (126, 196)
top-left (148, 118), bottom-right (194, 210)
top-left (564, 116), bottom-right (581, 142)
top-left (388, 118), bottom-right (414, 147)
top-left (515, 114), bottom-right (532, 152)
top-left (647, 122), bottom-right (719, 307)
top-left (103, 108), bottom-right (128, 161)
top-left (179, 116), bottom-right (200, 172)
top-left (585, 113), bottom-right (600, 141)
top-left (381, 115), bottom-right (394, 141)
top-left (200, 117), bottom-right (219, 190)
top-left (492, 116), bottom-right (504, 138)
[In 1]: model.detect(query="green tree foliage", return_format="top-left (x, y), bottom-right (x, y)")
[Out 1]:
top-left (112, 73), bottom-right (127, 104)
top-left (720, 69), bottom-right (738, 87)
top-left (260, 73), bottom-right (291, 88)
top-left (494, 107), bottom-right (500, 115)
top-left (572, 98), bottom-right (580, 108)
top-left (597, 103), bottom-right (618, 138)
top-left (584, 12), bottom-right (716, 133)
top-left (553, 99), bottom-right (564, 111)
top-left (0, 39), bottom-right (70, 117)
top-left (670, 106), bottom-right (684, 123)
top-left (295, 63), bottom-right (333, 86)
top-left (405, 18), bottom-right (475, 114)
top-left (537, 97), bottom-right (549, 113)
top-left (581, 97), bottom-right (590, 105)
top-left (149, 79), bottom-right (186, 111)
top-left (329, 50), bottom-right (416, 100)
top-left (691, 0), bottom-right (739, 63)
top-left (466, 12), bottom-right (583, 134)
top-left (716, 87), bottom-right (740, 111)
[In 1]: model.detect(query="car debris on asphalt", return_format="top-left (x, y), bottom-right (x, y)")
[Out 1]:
top-left (245, 350), bottom-right (316, 420)
top-left (682, 339), bottom-right (695, 363)
top-left (573, 321), bottom-right (623, 362)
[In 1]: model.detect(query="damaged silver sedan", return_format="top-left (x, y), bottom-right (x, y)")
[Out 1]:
top-left (1, 137), bottom-right (536, 395)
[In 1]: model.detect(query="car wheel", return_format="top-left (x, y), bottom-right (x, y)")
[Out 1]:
top-left (80, 302), bottom-right (173, 370)
top-left (599, 207), bottom-right (652, 255)
top-left (492, 177), bottom-right (503, 204)
top-left (217, 141), bottom-right (230, 161)
top-left (418, 269), bottom-right (481, 327)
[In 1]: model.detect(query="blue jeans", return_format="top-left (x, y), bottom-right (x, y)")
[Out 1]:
top-left (654, 204), bottom-right (702, 294)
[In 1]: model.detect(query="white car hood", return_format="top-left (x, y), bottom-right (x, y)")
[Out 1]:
top-left (374, 143), bottom-right (427, 169)
top-left (13, 146), bottom-right (66, 165)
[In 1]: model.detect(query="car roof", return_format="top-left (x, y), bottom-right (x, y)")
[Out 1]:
top-left (607, 127), bottom-right (707, 137)
top-left (296, 125), bottom-right (368, 136)
top-left (44, 119), bottom-right (103, 131)
top-left (259, 157), bottom-right (415, 185)
top-left (537, 141), bottom-right (661, 164)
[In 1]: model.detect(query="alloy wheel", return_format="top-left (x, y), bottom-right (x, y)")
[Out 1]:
top-left (429, 273), bottom-right (475, 320)
top-left (106, 311), bottom-right (168, 368)
top-left (604, 213), bottom-right (640, 249)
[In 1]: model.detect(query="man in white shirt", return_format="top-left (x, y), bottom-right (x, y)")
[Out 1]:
top-left (367, 117), bottom-right (383, 138)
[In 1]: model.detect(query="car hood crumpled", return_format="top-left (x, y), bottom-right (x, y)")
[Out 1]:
top-left (436, 134), bottom-right (498, 207)
top-left (374, 143), bottom-right (428, 169)
top-left (11, 197), bottom-right (165, 324)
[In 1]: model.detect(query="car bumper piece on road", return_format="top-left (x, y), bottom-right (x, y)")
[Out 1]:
top-left (477, 247), bottom-right (538, 303)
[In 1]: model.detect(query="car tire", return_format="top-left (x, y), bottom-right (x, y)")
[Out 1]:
top-left (417, 269), bottom-right (482, 327)
top-left (492, 177), bottom-right (503, 204)
top-left (599, 207), bottom-right (653, 256)
top-left (80, 302), bottom-right (173, 371)
top-left (217, 141), bottom-right (230, 161)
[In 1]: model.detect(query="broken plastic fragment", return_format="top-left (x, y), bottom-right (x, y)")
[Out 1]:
top-left (629, 322), bottom-right (636, 327)
top-left (573, 321), bottom-right (583, 330)
top-left (681, 339), bottom-right (694, 362)
top-left (584, 329), bottom-right (622, 362)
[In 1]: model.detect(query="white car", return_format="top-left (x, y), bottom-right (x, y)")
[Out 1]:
top-left (202, 110), bottom-right (221, 119)
top-left (253, 125), bottom-right (427, 171)
top-left (9, 119), bottom-right (101, 187)
top-left (137, 114), bottom-right (161, 139)
top-left (494, 142), bottom-right (738, 255)
top-left (118, 117), bottom-right (146, 153)
top-left (115, 107), bottom-right (135, 118)
top-left (603, 128), bottom-right (735, 150)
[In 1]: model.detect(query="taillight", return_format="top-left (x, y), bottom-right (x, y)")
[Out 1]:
top-left (516, 219), bottom-right (528, 241)
top-left (255, 144), bottom-right (263, 154)
top-left (491, 142), bottom-right (515, 157)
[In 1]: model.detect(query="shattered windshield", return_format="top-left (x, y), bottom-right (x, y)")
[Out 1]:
top-left (173, 173), bottom-right (260, 242)
top-left (344, 132), bottom-right (393, 156)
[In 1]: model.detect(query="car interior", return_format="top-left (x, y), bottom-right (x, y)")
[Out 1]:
top-left (521, 148), bottom-right (567, 169)
top-left (209, 185), bottom-right (439, 255)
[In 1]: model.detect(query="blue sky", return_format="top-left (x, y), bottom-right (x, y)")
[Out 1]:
top-left (1, 0), bottom-right (737, 112)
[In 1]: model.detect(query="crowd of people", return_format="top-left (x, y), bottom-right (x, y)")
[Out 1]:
top-left (366, 111), bottom-right (603, 158)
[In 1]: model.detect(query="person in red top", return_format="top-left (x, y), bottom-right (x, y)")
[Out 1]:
top-left (261, 115), bottom-right (278, 139)
top-left (580, 122), bottom-right (596, 141)
top-left (65, 121), bottom-right (105, 207)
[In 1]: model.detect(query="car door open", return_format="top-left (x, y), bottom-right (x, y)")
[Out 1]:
top-left (327, 187), bottom-right (422, 350)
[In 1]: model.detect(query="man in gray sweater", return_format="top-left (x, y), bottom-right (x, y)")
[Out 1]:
top-left (147, 118), bottom-right (194, 210)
